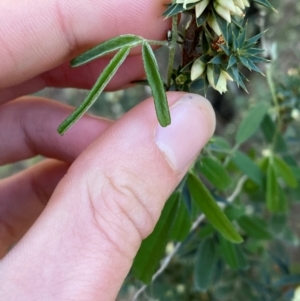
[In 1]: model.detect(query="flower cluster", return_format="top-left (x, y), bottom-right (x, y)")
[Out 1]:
top-left (164, 0), bottom-right (273, 94)
top-left (176, 0), bottom-right (249, 22)
top-left (191, 60), bottom-right (233, 94)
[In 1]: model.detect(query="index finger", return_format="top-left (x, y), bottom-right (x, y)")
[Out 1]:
top-left (0, 0), bottom-right (169, 89)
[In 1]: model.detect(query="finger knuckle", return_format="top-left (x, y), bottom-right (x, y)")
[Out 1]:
top-left (86, 170), bottom-right (156, 254)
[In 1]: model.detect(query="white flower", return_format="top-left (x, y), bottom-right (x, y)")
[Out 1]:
top-left (234, 0), bottom-right (245, 10)
top-left (216, 0), bottom-right (236, 12)
top-left (191, 59), bottom-right (206, 80)
top-left (207, 65), bottom-right (230, 94)
top-left (207, 14), bottom-right (222, 36)
top-left (292, 286), bottom-right (300, 301)
top-left (195, 0), bottom-right (210, 18)
top-left (232, 6), bottom-right (245, 17)
top-left (213, 1), bottom-right (232, 23)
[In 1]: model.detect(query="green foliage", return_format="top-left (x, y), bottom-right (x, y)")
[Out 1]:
top-left (53, 0), bottom-right (300, 300)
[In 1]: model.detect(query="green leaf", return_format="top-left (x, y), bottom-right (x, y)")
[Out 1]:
top-left (163, 3), bottom-right (185, 17)
top-left (198, 224), bottom-right (215, 239)
top-left (212, 64), bottom-right (221, 86)
top-left (71, 35), bottom-right (142, 67)
top-left (194, 238), bottom-right (219, 291)
top-left (212, 8), bottom-right (228, 43)
top-left (196, 10), bottom-right (209, 27)
top-left (260, 115), bottom-right (287, 152)
top-left (201, 30), bottom-right (210, 54)
top-left (273, 156), bottom-right (298, 188)
top-left (132, 192), bottom-right (179, 283)
top-left (266, 162), bottom-right (288, 213)
top-left (170, 194), bottom-right (192, 241)
top-left (236, 27), bottom-right (247, 49)
top-left (244, 30), bottom-right (267, 48)
top-left (227, 54), bottom-right (237, 69)
top-left (199, 157), bottom-right (232, 190)
top-left (236, 102), bottom-right (269, 145)
top-left (224, 205), bottom-right (246, 221)
top-left (238, 216), bottom-right (272, 240)
top-left (252, 0), bottom-right (277, 11)
top-left (218, 235), bottom-right (248, 270)
top-left (142, 42), bottom-right (171, 127)
top-left (187, 172), bottom-right (243, 243)
top-left (58, 46), bottom-right (131, 134)
top-left (231, 151), bottom-right (264, 186)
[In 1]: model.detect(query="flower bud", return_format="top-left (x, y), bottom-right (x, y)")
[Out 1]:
top-left (215, 0), bottom-right (236, 12)
top-left (234, 0), bottom-right (245, 10)
top-left (213, 2), bottom-right (232, 23)
top-left (207, 15), bottom-right (222, 36)
top-left (207, 65), bottom-right (229, 94)
top-left (232, 6), bottom-right (245, 16)
top-left (195, 0), bottom-right (210, 18)
top-left (191, 59), bottom-right (206, 80)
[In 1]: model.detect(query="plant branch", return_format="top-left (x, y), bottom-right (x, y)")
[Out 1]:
top-left (166, 15), bottom-right (178, 88)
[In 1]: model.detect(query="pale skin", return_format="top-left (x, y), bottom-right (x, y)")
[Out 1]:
top-left (0, 1), bottom-right (216, 300)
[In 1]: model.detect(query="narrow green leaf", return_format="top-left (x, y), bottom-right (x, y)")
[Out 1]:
top-left (260, 115), bottom-right (287, 152)
top-left (58, 47), bottom-right (130, 134)
top-left (266, 162), bottom-right (288, 213)
top-left (209, 53), bottom-right (224, 65)
top-left (236, 102), bottom-right (269, 145)
top-left (132, 192), bottom-right (179, 283)
top-left (170, 194), bottom-right (192, 241)
top-left (245, 58), bottom-right (265, 75)
top-left (218, 235), bottom-right (248, 270)
top-left (252, 0), bottom-right (277, 11)
top-left (231, 151), bottom-right (264, 186)
top-left (227, 54), bottom-right (238, 69)
top-left (187, 172), bottom-right (243, 243)
top-left (71, 35), bottom-right (142, 67)
top-left (218, 44), bottom-right (230, 56)
top-left (273, 156), bottom-right (298, 188)
top-left (201, 30), bottom-right (210, 54)
top-left (200, 157), bottom-right (232, 190)
top-left (196, 10), bottom-right (209, 27)
top-left (246, 48), bottom-right (266, 55)
top-left (238, 216), bottom-right (272, 240)
top-left (163, 3), bottom-right (185, 17)
top-left (194, 238), bottom-right (219, 291)
top-left (236, 27), bottom-right (247, 48)
top-left (212, 8), bottom-right (228, 43)
top-left (244, 31), bottom-right (267, 47)
top-left (142, 42), bottom-right (171, 127)
top-left (212, 64), bottom-right (221, 86)
top-left (224, 205), bottom-right (246, 221)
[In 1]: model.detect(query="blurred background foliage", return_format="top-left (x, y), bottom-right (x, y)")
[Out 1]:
top-left (1, 0), bottom-right (300, 300)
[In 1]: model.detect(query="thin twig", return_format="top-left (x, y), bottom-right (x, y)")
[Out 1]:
top-left (227, 175), bottom-right (248, 203)
top-left (132, 214), bottom-right (205, 301)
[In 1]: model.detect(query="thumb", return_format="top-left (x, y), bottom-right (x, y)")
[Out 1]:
top-left (0, 92), bottom-right (215, 300)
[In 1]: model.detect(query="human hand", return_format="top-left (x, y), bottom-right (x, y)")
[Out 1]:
top-left (0, 1), bottom-right (215, 300)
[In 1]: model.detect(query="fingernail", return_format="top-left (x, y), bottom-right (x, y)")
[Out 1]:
top-left (155, 94), bottom-right (215, 171)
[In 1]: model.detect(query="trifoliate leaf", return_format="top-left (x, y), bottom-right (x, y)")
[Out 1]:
top-left (58, 46), bottom-right (131, 134)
